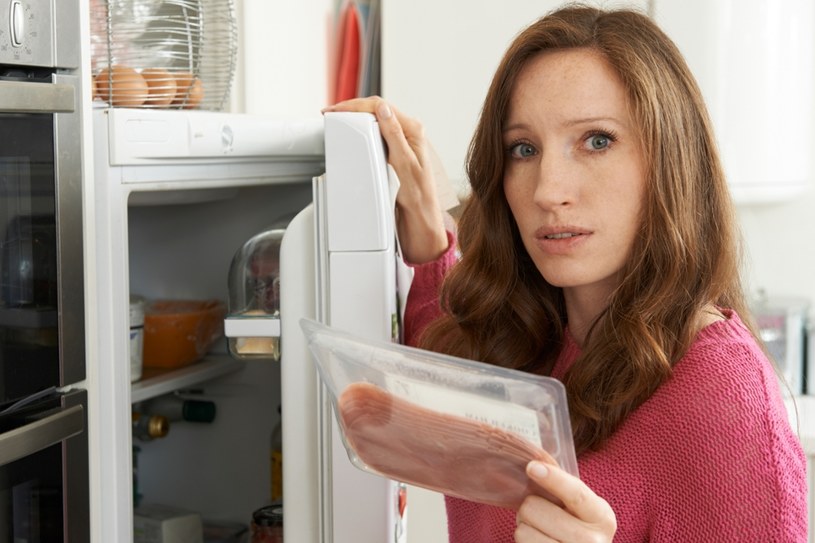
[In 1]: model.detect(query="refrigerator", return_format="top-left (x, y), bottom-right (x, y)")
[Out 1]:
top-left (88, 107), bottom-right (406, 542)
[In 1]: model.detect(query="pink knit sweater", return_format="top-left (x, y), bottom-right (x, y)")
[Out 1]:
top-left (403, 234), bottom-right (808, 542)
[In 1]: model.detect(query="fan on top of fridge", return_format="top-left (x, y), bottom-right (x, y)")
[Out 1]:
top-left (90, 0), bottom-right (237, 111)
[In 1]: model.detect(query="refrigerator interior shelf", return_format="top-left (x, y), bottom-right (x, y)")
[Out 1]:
top-left (130, 354), bottom-right (245, 404)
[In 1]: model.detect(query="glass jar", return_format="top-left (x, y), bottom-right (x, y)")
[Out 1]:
top-left (250, 504), bottom-right (283, 543)
top-left (226, 228), bottom-right (285, 360)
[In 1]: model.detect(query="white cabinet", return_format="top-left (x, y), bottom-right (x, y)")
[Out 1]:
top-left (652, 0), bottom-right (815, 204)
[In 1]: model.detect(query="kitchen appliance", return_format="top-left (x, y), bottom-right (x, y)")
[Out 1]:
top-left (89, 107), bottom-right (406, 541)
top-left (0, 0), bottom-right (89, 540)
top-left (753, 295), bottom-right (810, 396)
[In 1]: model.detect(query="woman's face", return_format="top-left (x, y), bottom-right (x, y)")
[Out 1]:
top-left (503, 48), bottom-right (647, 310)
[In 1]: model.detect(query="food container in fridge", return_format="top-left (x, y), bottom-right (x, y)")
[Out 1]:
top-left (142, 299), bottom-right (227, 369)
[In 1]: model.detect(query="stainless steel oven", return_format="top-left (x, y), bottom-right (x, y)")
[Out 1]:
top-left (0, 0), bottom-right (88, 540)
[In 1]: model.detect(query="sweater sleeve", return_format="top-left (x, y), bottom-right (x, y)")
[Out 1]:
top-left (403, 230), bottom-right (457, 348)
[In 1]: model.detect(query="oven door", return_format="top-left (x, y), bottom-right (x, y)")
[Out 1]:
top-left (0, 389), bottom-right (88, 542)
top-left (0, 74), bottom-right (85, 403)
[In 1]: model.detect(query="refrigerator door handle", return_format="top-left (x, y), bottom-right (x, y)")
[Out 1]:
top-left (0, 404), bottom-right (84, 466)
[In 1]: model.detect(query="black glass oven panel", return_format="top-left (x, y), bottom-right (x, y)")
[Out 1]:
top-left (0, 114), bottom-right (59, 403)
top-left (0, 396), bottom-right (64, 543)
top-left (0, 445), bottom-right (63, 542)
top-left (0, 114), bottom-right (56, 310)
top-left (0, 339), bottom-right (59, 407)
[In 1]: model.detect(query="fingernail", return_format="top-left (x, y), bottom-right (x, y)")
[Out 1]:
top-left (377, 101), bottom-right (393, 119)
top-left (528, 462), bottom-right (548, 479)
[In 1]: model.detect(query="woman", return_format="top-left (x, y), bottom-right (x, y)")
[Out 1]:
top-left (324, 5), bottom-right (807, 542)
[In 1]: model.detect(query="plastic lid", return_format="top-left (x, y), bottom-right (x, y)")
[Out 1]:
top-left (252, 504), bottom-right (283, 526)
top-left (130, 295), bottom-right (145, 325)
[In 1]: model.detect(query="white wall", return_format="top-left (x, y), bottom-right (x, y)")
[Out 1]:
top-left (738, 196), bottom-right (815, 309)
top-left (231, 0), bottom-right (332, 117)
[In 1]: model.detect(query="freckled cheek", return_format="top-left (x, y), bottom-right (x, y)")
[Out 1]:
top-left (502, 181), bottom-right (531, 225)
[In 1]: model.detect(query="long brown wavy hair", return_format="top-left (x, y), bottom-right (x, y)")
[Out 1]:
top-left (418, 5), bottom-right (755, 454)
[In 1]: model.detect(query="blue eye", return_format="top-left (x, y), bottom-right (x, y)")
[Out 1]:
top-left (509, 142), bottom-right (537, 158)
top-left (586, 132), bottom-right (614, 151)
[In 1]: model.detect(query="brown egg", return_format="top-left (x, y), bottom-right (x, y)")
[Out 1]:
top-left (95, 65), bottom-right (148, 108)
top-left (183, 78), bottom-right (205, 109)
top-left (172, 72), bottom-right (205, 109)
top-left (141, 68), bottom-right (177, 107)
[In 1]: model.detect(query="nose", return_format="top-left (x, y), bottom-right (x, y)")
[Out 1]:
top-left (532, 151), bottom-right (575, 209)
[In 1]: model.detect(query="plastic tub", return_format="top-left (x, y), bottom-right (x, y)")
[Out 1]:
top-left (143, 299), bottom-right (226, 369)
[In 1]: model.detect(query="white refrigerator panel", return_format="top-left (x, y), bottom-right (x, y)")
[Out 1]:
top-left (280, 113), bottom-right (402, 543)
top-left (324, 113), bottom-right (393, 253)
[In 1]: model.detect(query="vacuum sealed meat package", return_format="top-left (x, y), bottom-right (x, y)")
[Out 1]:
top-left (300, 319), bottom-right (578, 511)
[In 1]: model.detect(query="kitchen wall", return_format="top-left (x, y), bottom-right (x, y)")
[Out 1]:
top-left (738, 196), bottom-right (815, 311)
top-left (230, 0), bottom-right (331, 117)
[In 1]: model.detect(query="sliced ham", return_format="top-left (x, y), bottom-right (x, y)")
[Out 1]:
top-left (337, 381), bottom-right (560, 510)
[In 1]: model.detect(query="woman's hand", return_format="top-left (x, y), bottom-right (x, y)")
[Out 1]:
top-left (322, 97), bottom-right (449, 264)
top-left (516, 461), bottom-right (617, 543)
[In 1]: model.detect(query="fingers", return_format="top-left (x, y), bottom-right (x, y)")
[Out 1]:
top-left (527, 462), bottom-right (612, 523)
top-left (516, 462), bottom-right (617, 542)
top-left (322, 96), bottom-right (380, 115)
top-left (325, 97), bottom-right (425, 171)
top-left (514, 522), bottom-right (560, 543)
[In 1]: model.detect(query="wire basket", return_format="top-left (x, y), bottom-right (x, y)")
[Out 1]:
top-left (90, 0), bottom-right (237, 110)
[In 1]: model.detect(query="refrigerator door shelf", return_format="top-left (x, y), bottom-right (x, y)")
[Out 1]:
top-left (224, 315), bottom-right (281, 338)
top-left (224, 317), bottom-right (281, 361)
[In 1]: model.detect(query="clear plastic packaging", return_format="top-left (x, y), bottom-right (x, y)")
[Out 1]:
top-left (300, 318), bottom-right (578, 511)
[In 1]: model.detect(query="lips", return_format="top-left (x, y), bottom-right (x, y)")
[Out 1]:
top-left (544, 232), bottom-right (582, 240)
top-left (534, 226), bottom-right (592, 240)
top-left (532, 226), bottom-right (592, 256)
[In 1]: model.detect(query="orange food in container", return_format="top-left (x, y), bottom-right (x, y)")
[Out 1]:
top-left (142, 299), bottom-right (226, 369)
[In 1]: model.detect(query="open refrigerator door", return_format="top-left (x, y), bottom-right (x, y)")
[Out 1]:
top-left (278, 112), bottom-right (405, 543)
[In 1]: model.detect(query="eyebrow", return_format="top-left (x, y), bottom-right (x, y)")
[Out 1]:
top-left (563, 116), bottom-right (621, 127)
top-left (503, 116), bottom-right (622, 133)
